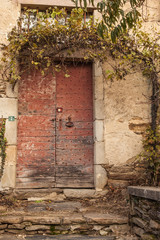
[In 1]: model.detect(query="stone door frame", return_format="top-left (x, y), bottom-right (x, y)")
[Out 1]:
top-left (0, 61), bottom-right (107, 190)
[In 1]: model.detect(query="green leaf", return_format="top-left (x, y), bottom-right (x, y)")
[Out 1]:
top-left (64, 73), bottom-right (70, 78)
top-left (111, 30), bottom-right (116, 43)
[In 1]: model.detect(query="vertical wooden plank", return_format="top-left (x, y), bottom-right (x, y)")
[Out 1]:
top-left (55, 63), bottom-right (94, 188)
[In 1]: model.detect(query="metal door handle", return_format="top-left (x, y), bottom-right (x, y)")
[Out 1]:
top-left (65, 116), bottom-right (74, 128)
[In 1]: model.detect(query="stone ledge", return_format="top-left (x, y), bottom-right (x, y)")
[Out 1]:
top-left (128, 186), bottom-right (160, 201)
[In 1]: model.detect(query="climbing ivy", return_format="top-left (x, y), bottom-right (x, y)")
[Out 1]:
top-left (0, 119), bottom-right (7, 180)
top-left (0, 8), bottom-right (109, 84)
top-left (142, 127), bottom-right (160, 186)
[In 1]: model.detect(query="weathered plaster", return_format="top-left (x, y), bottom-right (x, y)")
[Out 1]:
top-left (0, 0), bottom-right (20, 45)
top-left (141, 0), bottom-right (160, 22)
top-left (103, 60), bottom-right (151, 166)
top-left (104, 122), bottom-right (143, 165)
top-left (0, 98), bottom-right (18, 118)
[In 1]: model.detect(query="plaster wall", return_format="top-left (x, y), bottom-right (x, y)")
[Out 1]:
top-left (103, 60), bottom-right (151, 166)
top-left (0, 0), bottom-right (20, 47)
top-left (0, 0), bottom-right (159, 190)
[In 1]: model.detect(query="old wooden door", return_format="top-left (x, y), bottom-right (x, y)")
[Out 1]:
top-left (16, 63), bottom-right (94, 189)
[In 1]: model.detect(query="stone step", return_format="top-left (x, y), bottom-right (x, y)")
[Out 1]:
top-left (0, 234), bottom-right (116, 240)
top-left (0, 211), bottom-right (128, 236)
top-left (0, 190), bottom-right (137, 239)
top-left (0, 212), bottom-right (128, 225)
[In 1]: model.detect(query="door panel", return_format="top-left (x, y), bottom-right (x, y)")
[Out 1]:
top-left (16, 63), bottom-right (94, 189)
top-left (17, 71), bottom-right (56, 189)
top-left (55, 63), bottom-right (94, 188)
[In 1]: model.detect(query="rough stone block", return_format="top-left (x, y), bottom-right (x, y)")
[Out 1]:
top-left (93, 61), bottom-right (102, 77)
top-left (94, 100), bottom-right (104, 120)
top-left (94, 189), bottom-right (109, 197)
top-left (70, 224), bottom-right (86, 231)
top-left (94, 76), bottom-right (104, 100)
top-left (1, 164), bottom-right (16, 188)
top-left (55, 225), bottom-right (70, 231)
top-left (64, 189), bottom-right (96, 198)
top-left (0, 216), bottom-right (23, 224)
top-left (28, 192), bottom-right (65, 201)
top-left (129, 117), bottom-right (149, 134)
top-left (6, 82), bottom-right (18, 98)
top-left (23, 216), bottom-right (61, 225)
top-left (109, 172), bottom-right (136, 181)
top-left (94, 120), bottom-right (104, 142)
top-left (26, 225), bottom-right (50, 231)
top-left (0, 206), bottom-right (7, 212)
top-left (8, 223), bottom-right (25, 229)
top-left (100, 230), bottom-right (108, 236)
top-left (6, 229), bottom-right (25, 234)
top-left (108, 179), bottom-right (129, 188)
top-left (94, 142), bottom-right (106, 164)
top-left (133, 226), bottom-right (145, 237)
top-left (109, 224), bottom-right (130, 235)
top-left (0, 224), bottom-right (7, 230)
top-left (141, 233), bottom-right (158, 240)
top-left (93, 225), bottom-right (103, 231)
top-left (5, 146), bottom-right (17, 165)
top-left (5, 119), bottom-right (17, 145)
top-left (94, 165), bottom-right (108, 190)
top-left (128, 186), bottom-right (160, 201)
top-left (63, 214), bottom-right (85, 224)
top-left (84, 213), bottom-right (128, 225)
top-left (150, 220), bottom-right (160, 229)
top-left (132, 217), bottom-right (147, 229)
top-left (0, 98), bottom-right (18, 118)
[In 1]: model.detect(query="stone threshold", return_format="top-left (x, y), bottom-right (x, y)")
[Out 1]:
top-left (128, 186), bottom-right (160, 201)
top-left (12, 188), bottom-right (109, 200)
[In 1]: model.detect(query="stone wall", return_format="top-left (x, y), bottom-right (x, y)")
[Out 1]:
top-left (0, 215), bottom-right (128, 236)
top-left (128, 186), bottom-right (160, 240)
top-left (101, 58), bottom-right (151, 188)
